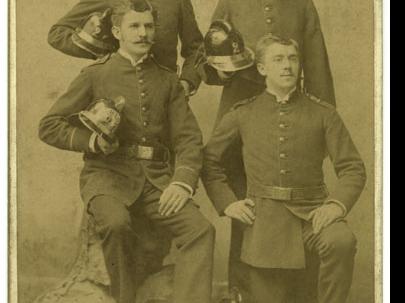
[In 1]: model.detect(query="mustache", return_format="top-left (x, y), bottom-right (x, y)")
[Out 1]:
top-left (134, 39), bottom-right (155, 45)
top-left (281, 69), bottom-right (294, 76)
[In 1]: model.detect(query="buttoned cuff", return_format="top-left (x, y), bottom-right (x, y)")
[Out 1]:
top-left (325, 199), bottom-right (348, 218)
top-left (180, 79), bottom-right (197, 97)
top-left (69, 127), bottom-right (93, 152)
top-left (179, 71), bottom-right (202, 94)
top-left (172, 166), bottom-right (199, 190)
top-left (171, 182), bottom-right (194, 197)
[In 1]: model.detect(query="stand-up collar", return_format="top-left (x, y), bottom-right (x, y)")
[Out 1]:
top-left (266, 86), bottom-right (297, 104)
top-left (118, 49), bottom-right (150, 67)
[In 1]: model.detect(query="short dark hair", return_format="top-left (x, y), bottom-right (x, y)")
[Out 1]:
top-left (256, 34), bottom-right (299, 64)
top-left (111, 0), bottom-right (158, 27)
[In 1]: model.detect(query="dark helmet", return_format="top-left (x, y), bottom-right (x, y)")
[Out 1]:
top-left (204, 20), bottom-right (254, 72)
top-left (71, 8), bottom-right (118, 58)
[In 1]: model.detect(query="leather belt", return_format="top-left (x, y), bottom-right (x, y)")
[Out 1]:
top-left (115, 144), bottom-right (169, 162)
top-left (247, 183), bottom-right (329, 201)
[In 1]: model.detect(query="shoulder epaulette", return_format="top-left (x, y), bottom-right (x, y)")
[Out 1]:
top-left (231, 96), bottom-right (257, 111)
top-left (151, 55), bottom-right (176, 73)
top-left (305, 92), bottom-right (335, 109)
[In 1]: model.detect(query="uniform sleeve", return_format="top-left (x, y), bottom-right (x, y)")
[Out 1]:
top-left (168, 78), bottom-right (204, 190)
top-left (324, 110), bottom-right (367, 213)
top-left (201, 109), bottom-right (240, 215)
top-left (178, 0), bottom-right (204, 91)
top-left (194, 0), bottom-right (231, 86)
top-left (38, 69), bottom-right (94, 153)
top-left (47, 0), bottom-right (111, 59)
top-left (302, 0), bottom-right (336, 106)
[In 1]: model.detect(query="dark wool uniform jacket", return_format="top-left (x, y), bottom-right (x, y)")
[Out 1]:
top-left (47, 0), bottom-right (203, 90)
top-left (202, 91), bottom-right (366, 268)
top-left (39, 53), bottom-right (203, 206)
top-left (202, 0), bottom-right (336, 106)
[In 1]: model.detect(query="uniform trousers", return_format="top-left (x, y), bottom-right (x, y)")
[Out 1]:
top-left (87, 180), bottom-right (215, 303)
top-left (249, 221), bottom-right (357, 303)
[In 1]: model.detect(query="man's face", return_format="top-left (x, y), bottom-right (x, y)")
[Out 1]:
top-left (113, 10), bottom-right (155, 58)
top-left (257, 43), bottom-right (300, 91)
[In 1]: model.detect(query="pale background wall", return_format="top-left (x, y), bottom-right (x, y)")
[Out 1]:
top-left (16, 0), bottom-right (375, 302)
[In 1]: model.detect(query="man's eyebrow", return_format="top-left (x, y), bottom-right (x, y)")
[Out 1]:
top-left (128, 21), bottom-right (154, 26)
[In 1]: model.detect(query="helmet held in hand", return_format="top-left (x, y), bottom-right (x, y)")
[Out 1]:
top-left (79, 96), bottom-right (125, 143)
top-left (72, 8), bottom-right (117, 57)
top-left (204, 20), bottom-right (255, 72)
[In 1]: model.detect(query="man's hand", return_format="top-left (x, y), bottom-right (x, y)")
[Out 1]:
top-left (224, 199), bottom-right (256, 225)
top-left (159, 184), bottom-right (190, 216)
top-left (96, 135), bottom-right (119, 155)
top-left (309, 203), bottom-right (344, 234)
top-left (83, 9), bottom-right (112, 37)
top-left (217, 70), bottom-right (235, 81)
top-left (180, 80), bottom-right (192, 97)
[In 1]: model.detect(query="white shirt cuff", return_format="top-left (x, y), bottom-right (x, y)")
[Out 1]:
top-left (325, 199), bottom-right (347, 217)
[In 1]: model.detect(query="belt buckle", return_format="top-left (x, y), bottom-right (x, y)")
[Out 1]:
top-left (273, 187), bottom-right (292, 201)
top-left (137, 145), bottom-right (154, 160)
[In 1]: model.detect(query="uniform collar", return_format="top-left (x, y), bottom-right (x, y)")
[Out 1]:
top-left (118, 49), bottom-right (150, 67)
top-left (266, 87), bottom-right (297, 104)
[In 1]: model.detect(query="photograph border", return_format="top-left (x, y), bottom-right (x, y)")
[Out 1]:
top-left (6, 0), bottom-right (387, 301)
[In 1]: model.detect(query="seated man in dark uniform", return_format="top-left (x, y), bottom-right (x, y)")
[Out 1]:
top-left (39, 1), bottom-right (215, 303)
top-left (197, 1), bottom-right (337, 298)
top-left (202, 34), bottom-right (366, 303)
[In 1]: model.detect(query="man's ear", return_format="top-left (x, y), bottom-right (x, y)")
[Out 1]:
top-left (257, 62), bottom-right (267, 77)
top-left (111, 26), bottom-right (121, 40)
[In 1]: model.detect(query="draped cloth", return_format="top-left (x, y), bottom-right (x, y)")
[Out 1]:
top-left (34, 212), bottom-right (174, 303)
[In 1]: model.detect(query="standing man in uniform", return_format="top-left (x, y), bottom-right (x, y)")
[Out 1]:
top-left (39, 1), bottom-right (215, 303)
top-left (48, 0), bottom-right (203, 97)
top-left (202, 34), bottom-right (366, 303)
top-left (197, 1), bottom-right (336, 300)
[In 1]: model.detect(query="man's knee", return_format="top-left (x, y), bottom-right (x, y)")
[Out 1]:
top-left (191, 216), bottom-right (216, 240)
top-left (204, 220), bottom-right (216, 239)
top-left (180, 211), bottom-right (216, 248)
top-left (321, 224), bottom-right (357, 258)
top-left (106, 211), bottom-right (132, 235)
top-left (89, 197), bottom-right (132, 235)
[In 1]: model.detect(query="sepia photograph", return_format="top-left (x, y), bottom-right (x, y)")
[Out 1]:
top-left (9, 0), bottom-right (383, 302)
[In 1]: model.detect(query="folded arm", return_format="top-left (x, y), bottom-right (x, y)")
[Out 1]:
top-left (201, 108), bottom-right (241, 215)
top-left (48, 0), bottom-right (114, 59)
top-left (38, 69), bottom-right (95, 152)
top-left (168, 78), bottom-right (204, 191)
top-left (325, 109), bottom-right (367, 214)
top-left (177, 0), bottom-right (204, 93)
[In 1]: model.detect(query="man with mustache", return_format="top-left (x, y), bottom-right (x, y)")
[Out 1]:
top-left (47, 0), bottom-right (203, 97)
top-left (202, 34), bottom-right (366, 303)
top-left (197, 1), bottom-right (336, 301)
top-left (39, 1), bottom-right (215, 303)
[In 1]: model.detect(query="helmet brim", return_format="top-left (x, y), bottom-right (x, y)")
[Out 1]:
top-left (207, 48), bottom-right (255, 72)
top-left (72, 29), bottom-right (114, 57)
